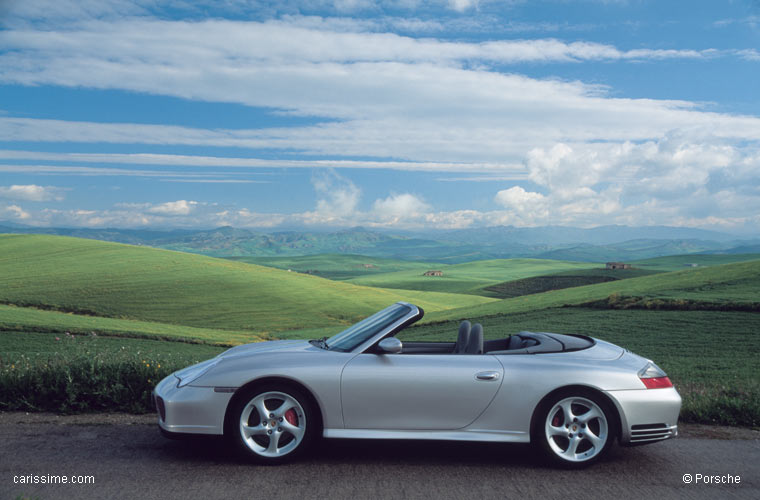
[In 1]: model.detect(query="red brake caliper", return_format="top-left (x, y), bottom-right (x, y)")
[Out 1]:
top-left (285, 408), bottom-right (298, 426)
top-left (552, 411), bottom-right (561, 427)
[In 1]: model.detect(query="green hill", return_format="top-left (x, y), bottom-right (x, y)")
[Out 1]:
top-left (0, 234), bottom-right (495, 336)
top-left (425, 259), bottom-right (760, 323)
top-left (347, 258), bottom-right (600, 295)
top-left (630, 253), bottom-right (760, 271)
top-left (482, 267), bottom-right (662, 299)
top-left (0, 304), bottom-right (262, 345)
top-left (229, 253), bottom-right (435, 281)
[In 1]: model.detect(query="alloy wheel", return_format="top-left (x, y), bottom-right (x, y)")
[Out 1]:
top-left (239, 391), bottom-right (307, 458)
top-left (544, 396), bottom-right (609, 463)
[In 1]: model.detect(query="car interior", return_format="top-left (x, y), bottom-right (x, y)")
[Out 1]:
top-left (393, 321), bottom-right (594, 355)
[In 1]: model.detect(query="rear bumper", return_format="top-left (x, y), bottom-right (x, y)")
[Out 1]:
top-left (153, 374), bottom-right (234, 436)
top-left (605, 386), bottom-right (681, 445)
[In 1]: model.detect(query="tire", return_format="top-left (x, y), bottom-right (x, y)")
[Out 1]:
top-left (533, 389), bottom-right (616, 468)
top-left (228, 383), bottom-right (317, 464)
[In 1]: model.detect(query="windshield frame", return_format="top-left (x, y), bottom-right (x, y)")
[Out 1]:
top-left (326, 302), bottom-right (422, 353)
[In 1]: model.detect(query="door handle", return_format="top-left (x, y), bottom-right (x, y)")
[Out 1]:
top-left (475, 371), bottom-right (500, 381)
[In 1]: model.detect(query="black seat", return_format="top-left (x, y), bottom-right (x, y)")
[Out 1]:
top-left (507, 335), bottom-right (523, 350)
top-left (507, 334), bottom-right (539, 350)
top-left (466, 323), bottom-right (484, 354)
top-left (453, 321), bottom-right (471, 354)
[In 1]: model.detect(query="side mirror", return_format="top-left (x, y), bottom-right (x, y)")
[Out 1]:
top-left (377, 337), bottom-right (402, 354)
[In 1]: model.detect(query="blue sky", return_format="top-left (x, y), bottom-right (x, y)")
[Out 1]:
top-left (1, 0), bottom-right (759, 233)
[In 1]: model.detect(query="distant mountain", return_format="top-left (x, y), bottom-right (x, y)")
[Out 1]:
top-left (534, 239), bottom-right (730, 262)
top-left (0, 225), bottom-right (195, 245)
top-left (1, 223), bottom-right (757, 263)
top-left (435, 225), bottom-right (736, 246)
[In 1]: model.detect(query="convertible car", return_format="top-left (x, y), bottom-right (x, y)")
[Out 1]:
top-left (153, 302), bottom-right (681, 467)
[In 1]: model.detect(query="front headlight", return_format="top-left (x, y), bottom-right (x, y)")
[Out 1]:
top-left (175, 358), bottom-right (220, 388)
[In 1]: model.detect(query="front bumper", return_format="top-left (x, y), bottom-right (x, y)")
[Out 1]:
top-left (153, 374), bottom-right (235, 436)
top-left (606, 386), bottom-right (681, 445)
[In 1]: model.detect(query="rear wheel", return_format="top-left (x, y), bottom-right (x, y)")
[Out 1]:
top-left (535, 390), bottom-right (615, 468)
top-left (229, 384), bottom-right (316, 464)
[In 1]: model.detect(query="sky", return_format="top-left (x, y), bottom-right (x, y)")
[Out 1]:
top-left (0, 0), bottom-right (759, 233)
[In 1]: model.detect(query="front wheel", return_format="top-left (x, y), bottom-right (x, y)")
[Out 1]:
top-left (535, 391), bottom-right (615, 467)
top-left (229, 384), bottom-right (316, 464)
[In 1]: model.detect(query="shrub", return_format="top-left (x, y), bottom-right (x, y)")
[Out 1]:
top-left (0, 333), bottom-right (212, 413)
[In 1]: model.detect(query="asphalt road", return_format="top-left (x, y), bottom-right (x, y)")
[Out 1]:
top-left (1, 416), bottom-right (757, 500)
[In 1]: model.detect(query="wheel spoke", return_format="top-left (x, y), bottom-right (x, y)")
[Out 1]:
top-left (273, 399), bottom-right (294, 418)
top-left (559, 400), bottom-right (575, 426)
top-left (563, 436), bottom-right (581, 458)
top-left (253, 398), bottom-right (270, 421)
top-left (545, 418), bottom-right (566, 438)
top-left (267, 430), bottom-right (282, 452)
top-left (578, 407), bottom-right (602, 424)
top-left (585, 429), bottom-right (603, 448)
top-left (242, 424), bottom-right (267, 438)
top-left (282, 420), bottom-right (305, 439)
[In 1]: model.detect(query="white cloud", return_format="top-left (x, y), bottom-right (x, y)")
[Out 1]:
top-left (146, 200), bottom-right (198, 216)
top-left (494, 186), bottom-right (549, 224)
top-left (311, 170), bottom-right (361, 218)
top-left (373, 193), bottom-right (430, 218)
top-left (0, 184), bottom-right (65, 201)
top-left (735, 49), bottom-right (760, 61)
top-left (159, 179), bottom-right (268, 184)
top-left (1, 204), bottom-right (31, 220)
top-left (0, 148), bottom-right (525, 174)
top-left (447, 0), bottom-right (478, 12)
top-left (0, 15), bottom-right (757, 231)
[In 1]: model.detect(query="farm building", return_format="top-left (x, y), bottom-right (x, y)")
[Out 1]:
top-left (423, 270), bottom-right (444, 277)
top-left (605, 262), bottom-right (631, 270)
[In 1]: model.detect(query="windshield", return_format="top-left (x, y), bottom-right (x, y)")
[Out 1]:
top-left (326, 303), bottom-right (414, 352)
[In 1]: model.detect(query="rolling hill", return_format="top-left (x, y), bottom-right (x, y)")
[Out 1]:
top-left (629, 253), bottom-right (760, 271)
top-left (424, 259), bottom-right (760, 323)
top-left (346, 258), bottom-right (601, 295)
top-left (228, 253), bottom-right (436, 281)
top-left (0, 234), bottom-right (495, 337)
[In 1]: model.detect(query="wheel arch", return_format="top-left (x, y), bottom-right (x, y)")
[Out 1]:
top-left (529, 384), bottom-right (622, 443)
top-left (223, 376), bottom-right (324, 438)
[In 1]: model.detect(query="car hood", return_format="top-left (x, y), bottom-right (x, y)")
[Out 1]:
top-left (218, 339), bottom-right (315, 359)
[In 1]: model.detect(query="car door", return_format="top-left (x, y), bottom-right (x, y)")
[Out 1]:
top-left (340, 353), bottom-right (504, 430)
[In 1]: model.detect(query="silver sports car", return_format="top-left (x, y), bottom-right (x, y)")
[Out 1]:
top-left (153, 302), bottom-right (681, 467)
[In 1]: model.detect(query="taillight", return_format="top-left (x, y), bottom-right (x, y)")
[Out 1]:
top-left (641, 376), bottom-right (673, 389)
top-left (639, 362), bottom-right (673, 389)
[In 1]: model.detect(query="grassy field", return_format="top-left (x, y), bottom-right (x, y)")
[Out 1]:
top-left (347, 258), bottom-right (600, 295)
top-left (630, 253), bottom-right (760, 272)
top-left (1, 233), bottom-right (758, 426)
top-left (483, 267), bottom-right (662, 299)
top-left (398, 308), bottom-right (760, 426)
top-left (0, 304), bottom-right (261, 345)
top-left (425, 259), bottom-right (760, 323)
top-left (0, 235), bottom-right (494, 338)
top-left (229, 253), bottom-right (435, 280)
